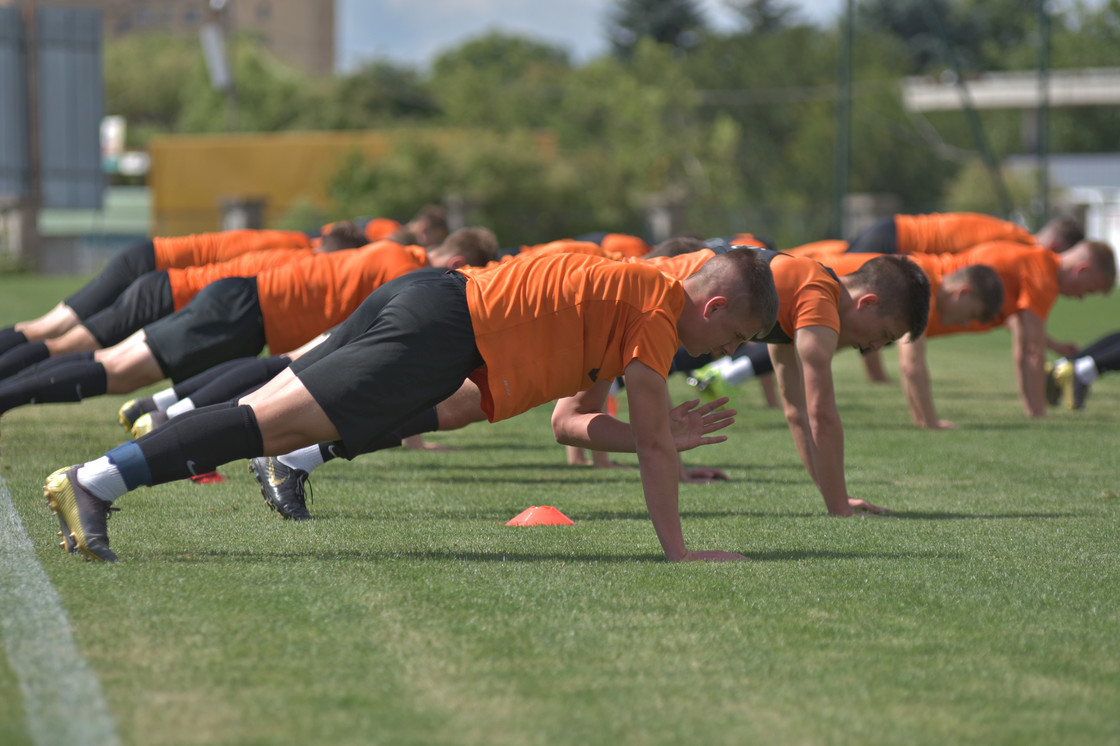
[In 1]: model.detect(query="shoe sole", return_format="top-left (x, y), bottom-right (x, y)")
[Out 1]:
top-left (247, 461), bottom-right (311, 521)
top-left (43, 468), bottom-right (118, 563)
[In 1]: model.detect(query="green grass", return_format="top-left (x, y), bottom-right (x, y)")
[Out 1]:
top-left (2, 276), bottom-right (1119, 745)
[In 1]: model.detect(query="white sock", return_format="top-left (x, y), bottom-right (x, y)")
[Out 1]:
top-left (152, 388), bottom-right (180, 410)
top-left (721, 356), bottom-right (756, 386)
top-left (277, 445), bottom-right (325, 474)
top-left (75, 457), bottom-right (128, 503)
top-left (1074, 356), bottom-right (1099, 384)
top-left (166, 397), bottom-right (197, 418)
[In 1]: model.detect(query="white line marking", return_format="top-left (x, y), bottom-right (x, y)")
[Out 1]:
top-left (0, 474), bottom-right (120, 746)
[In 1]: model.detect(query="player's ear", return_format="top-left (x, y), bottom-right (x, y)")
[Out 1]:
top-left (855, 293), bottom-right (879, 311)
top-left (445, 255), bottom-right (467, 270)
top-left (703, 295), bottom-right (728, 319)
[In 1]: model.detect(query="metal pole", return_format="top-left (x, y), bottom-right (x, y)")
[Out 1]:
top-left (832, 0), bottom-right (853, 239)
top-left (1036, 0), bottom-right (1051, 227)
top-left (21, 0), bottom-right (43, 270)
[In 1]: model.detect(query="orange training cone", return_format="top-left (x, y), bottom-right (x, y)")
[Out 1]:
top-left (505, 505), bottom-right (574, 526)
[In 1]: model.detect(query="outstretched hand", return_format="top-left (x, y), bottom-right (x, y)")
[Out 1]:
top-left (849, 497), bottom-right (891, 515)
top-left (680, 466), bottom-right (729, 484)
top-left (668, 397), bottom-right (736, 451)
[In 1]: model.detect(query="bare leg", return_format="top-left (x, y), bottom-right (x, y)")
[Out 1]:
top-left (95, 331), bottom-right (170, 394)
top-left (434, 380), bottom-right (488, 430)
top-left (45, 325), bottom-right (101, 356)
top-left (14, 303), bottom-right (81, 341)
top-left (239, 367), bottom-right (343, 455)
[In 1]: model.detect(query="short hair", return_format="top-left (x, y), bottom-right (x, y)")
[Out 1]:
top-left (1041, 215), bottom-right (1084, 252)
top-left (954, 264), bottom-right (1005, 322)
top-left (645, 235), bottom-right (706, 258)
top-left (844, 255), bottom-right (931, 340)
top-left (318, 220), bottom-right (368, 253)
top-left (411, 204), bottom-right (450, 245)
top-left (1080, 240), bottom-right (1117, 288)
top-left (436, 227), bottom-right (499, 267)
top-left (690, 249), bottom-right (780, 340)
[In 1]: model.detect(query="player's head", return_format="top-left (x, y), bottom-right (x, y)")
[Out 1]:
top-left (643, 235), bottom-right (705, 259)
top-left (316, 220), bottom-right (369, 253)
top-left (678, 249), bottom-right (779, 357)
top-left (838, 255), bottom-right (931, 351)
top-left (938, 265), bottom-right (1005, 326)
top-left (427, 227), bottom-right (499, 269)
top-left (408, 204), bottom-right (450, 247)
top-left (1058, 240), bottom-right (1116, 298)
top-left (1036, 215), bottom-right (1084, 253)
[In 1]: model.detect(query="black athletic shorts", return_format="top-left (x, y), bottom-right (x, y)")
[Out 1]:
top-left (291, 268), bottom-right (482, 456)
top-left (143, 277), bottom-right (266, 383)
top-left (847, 216), bottom-right (898, 254)
top-left (82, 271), bottom-right (175, 348)
top-left (65, 241), bottom-right (157, 320)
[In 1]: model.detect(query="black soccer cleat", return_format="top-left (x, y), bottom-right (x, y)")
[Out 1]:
top-left (117, 397), bottom-right (156, 433)
top-left (249, 457), bottom-right (312, 520)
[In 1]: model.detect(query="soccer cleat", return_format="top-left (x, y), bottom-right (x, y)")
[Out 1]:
top-left (1050, 360), bottom-right (1090, 410)
top-left (117, 397), bottom-right (155, 433)
top-left (249, 457), bottom-right (312, 520)
top-left (685, 364), bottom-right (733, 405)
top-left (130, 410), bottom-right (169, 439)
top-left (43, 466), bottom-right (118, 562)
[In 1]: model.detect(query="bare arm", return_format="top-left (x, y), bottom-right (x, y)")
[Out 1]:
top-left (771, 330), bottom-right (884, 516)
top-left (1007, 310), bottom-right (1048, 418)
top-left (625, 360), bottom-right (745, 561)
top-left (897, 335), bottom-right (954, 430)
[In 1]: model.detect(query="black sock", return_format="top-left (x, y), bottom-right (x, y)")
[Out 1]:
top-left (136, 402), bottom-right (264, 485)
top-left (7, 350), bottom-right (94, 381)
top-left (0, 328), bottom-right (27, 355)
top-left (187, 356), bottom-right (290, 407)
top-left (0, 359), bottom-right (107, 412)
top-left (0, 342), bottom-right (50, 380)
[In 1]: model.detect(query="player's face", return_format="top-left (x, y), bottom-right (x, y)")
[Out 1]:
top-left (685, 304), bottom-right (760, 357)
top-left (838, 307), bottom-right (908, 353)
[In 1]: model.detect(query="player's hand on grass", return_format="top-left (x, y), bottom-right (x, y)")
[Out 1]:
top-left (679, 549), bottom-right (750, 562)
top-left (679, 466), bottom-right (729, 484)
top-left (849, 497), bottom-right (890, 515)
top-left (927, 419), bottom-right (957, 430)
top-left (669, 397), bottom-right (736, 451)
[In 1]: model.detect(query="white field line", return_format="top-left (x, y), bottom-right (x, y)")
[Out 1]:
top-left (0, 474), bottom-right (120, 746)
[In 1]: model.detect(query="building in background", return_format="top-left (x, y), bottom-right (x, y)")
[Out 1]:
top-left (0, 0), bottom-right (335, 76)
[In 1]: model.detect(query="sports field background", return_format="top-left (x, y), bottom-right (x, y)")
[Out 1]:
top-left (1, 275), bottom-right (1118, 745)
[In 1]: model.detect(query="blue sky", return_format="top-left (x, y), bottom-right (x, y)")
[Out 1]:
top-left (335, 0), bottom-right (842, 72)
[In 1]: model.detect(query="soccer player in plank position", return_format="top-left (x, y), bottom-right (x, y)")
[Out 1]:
top-left (0, 229), bottom-right (497, 415)
top-left (44, 249), bottom-right (780, 563)
top-left (689, 251), bottom-right (1006, 430)
top-left (0, 222), bottom-right (368, 379)
top-left (248, 246), bottom-right (930, 521)
top-left (846, 211), bottom-right (1083, 255)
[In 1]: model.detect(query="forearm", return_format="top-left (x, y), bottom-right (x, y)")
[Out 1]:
top-left (553, 410), bottom-right (638, 453)
top-left (637, 437), bottom-right (688, 560)
top-left (1015, 354), bottom-right (1048, 417)
top-left (900, 358), bottom-right (939, 427)
top-left (807, 409), bottom-right (852, 515)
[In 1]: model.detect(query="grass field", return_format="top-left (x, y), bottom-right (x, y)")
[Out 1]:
top-left (1, 274), bottom-right (1119, 746)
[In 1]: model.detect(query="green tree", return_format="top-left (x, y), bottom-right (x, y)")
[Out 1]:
top-left (607, 0), bottom-right (708, 59)
top-left (725, 0), bottom-right (803, 34)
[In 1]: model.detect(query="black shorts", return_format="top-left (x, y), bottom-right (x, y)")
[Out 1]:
top-left (82, 271), bottom-right (175, 348)
top-left (847, 217), bottom-right (898, 254)
top-left (291, 268), bottom-right (482, 456)
top-left (143, 277), bottom-right (266, 383)
top-left (65, 241), bottom-right (157, 319)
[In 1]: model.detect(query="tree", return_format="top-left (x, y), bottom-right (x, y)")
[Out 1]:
top-left (725, 0), bottom-right (802, 34)
top-left (607, 0), bottom-right (708, 59)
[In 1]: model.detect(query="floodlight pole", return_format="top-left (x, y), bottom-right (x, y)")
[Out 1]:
top-left (1036, 0), bottom-right (1051, 227)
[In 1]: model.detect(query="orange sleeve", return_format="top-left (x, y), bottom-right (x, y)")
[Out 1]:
top-left (258, 243), bottom-right (427, 354)
top-left (642, 249), bottom-right (715, 279)
top-left (786, 240), bottom-right (849, 259)
top-left (152, 230), bottom-right (312, 269)
top-left (166, 247), bottom-right (312, 310)
top-left (460, 253), bottom-right (683, 422)
top-left (770, 255), bottom-right (842, 339)
top-left (896, 213), bottom-right (1036, 255)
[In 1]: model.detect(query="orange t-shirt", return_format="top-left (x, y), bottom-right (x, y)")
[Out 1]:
top-left (166, 248), bottom-right (312, 311)
top-left (459, 253), bottom-right (685, 423)
top-left (766, 254), bottom-right (842, 343)
top-left (363, 218), bottom-right (402, 242)
top-left (895, 213), bottom-right (1035, 255)
top-left (600, 233), bottom-right (652, 258)
top-left (787, 240), bottom-right (849, 259)
top-left (937, 241), bottom-right (1060, 332)
top-left (517, 240), bottom-right (611, 259)
top-left (152, 230), bottom-right (312, 270)
top-left (728, 233), bottom-right (772, 250)
top-left (255, 242), bottom-right (428, 354)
